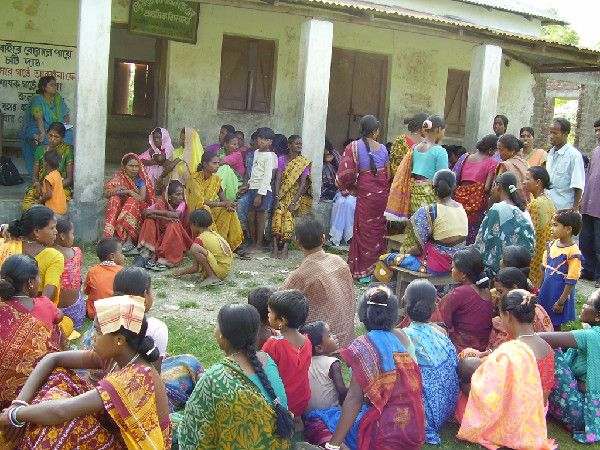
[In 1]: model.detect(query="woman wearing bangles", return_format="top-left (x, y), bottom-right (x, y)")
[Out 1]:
top-left (0, 295), bottom-right (171, 449)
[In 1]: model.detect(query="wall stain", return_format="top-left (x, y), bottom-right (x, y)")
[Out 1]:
top-left (24, 0), bottom-right (40, 16)
top-left (5, 21), bottom-right (14, 28)
top-left (25, 19), bottom-right (34, 30)
top-left (12, 0), bottom-right (23, 11)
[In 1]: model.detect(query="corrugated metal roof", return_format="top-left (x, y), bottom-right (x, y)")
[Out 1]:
top-left (451, 0), bottom-right (565, 25)
top-left (294, 0), bottom-right (598, 54)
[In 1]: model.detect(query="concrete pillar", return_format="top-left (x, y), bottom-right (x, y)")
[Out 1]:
top-left (297, 19), bottom-right (333, 204)
top-left (464, 44), bottom-right (502, 150)
top-left (72, 0), bottom-right (111, 241)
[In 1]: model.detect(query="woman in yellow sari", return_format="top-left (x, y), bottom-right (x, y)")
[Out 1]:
top-left (186, 152), bottom-right (244, 252)
top-left (165, 127), bottom-right (203, 188)
top-left (0, 295), bottom-right (171, 449)
top-left (271, 135), bottom-right (312, 259)
top-left (22, 122), bottom-right (74, 211)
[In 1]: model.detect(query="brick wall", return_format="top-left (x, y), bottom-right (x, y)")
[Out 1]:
top-left (576, 84), bottom-right (600, 154)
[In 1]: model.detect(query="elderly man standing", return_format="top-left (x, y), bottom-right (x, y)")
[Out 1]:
top-left (282, 214), bottom-right (356, 348)
top-left (546, 117), bottom-right (586, 211)
top-left (580, 119), bottom-right (600, 287)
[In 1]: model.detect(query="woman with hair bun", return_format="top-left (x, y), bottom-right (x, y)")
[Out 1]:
top-left (376, 169), bottom-right (467, 277)
top-left (325, 286), bottom-right (425, 449)
top-left (0, 254), bottom-right (63, 417)
top-left (475, 171), bottom-right (535, 277)
top-left (178, 303), bottom-right (293, 449)
top-left (0, 295), bottom-right (171, 448)
top-left (439, 247), bottom-right (494, 352)
top-left (336, 115), bottom-right (390, 281)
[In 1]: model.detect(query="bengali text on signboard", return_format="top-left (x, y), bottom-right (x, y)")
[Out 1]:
top-left (129, 0), bottom-right (200, 44)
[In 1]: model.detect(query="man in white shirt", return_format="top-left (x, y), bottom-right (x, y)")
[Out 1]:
top-left (546, 117), bottom-right (585, 211)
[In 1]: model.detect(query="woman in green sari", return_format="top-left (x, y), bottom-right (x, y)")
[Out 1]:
top-left (178, 303), bottom-right (293, 449)
top-left (22, 122), bottom-right (74, 211)
top-left (216, 133), bottom-right (245, 202)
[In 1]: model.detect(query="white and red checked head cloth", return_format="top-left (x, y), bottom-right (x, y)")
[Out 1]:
top-left (95, 295), bottom-right (145, 335)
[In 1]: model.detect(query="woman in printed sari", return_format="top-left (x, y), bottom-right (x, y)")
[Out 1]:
top-left (520, 127), bottom-right (548, 167)
top-left (177, 303), bottom-right (293, 449)
top-left (138, 180), bottom-right (193, 270)
top-left (337, 115), bottom-right (390, 281)
top-left (475, 172), bottom-right (535, 278)
top-left (456, 289), bottom-right (556, 450)
top-left (217, 132), bottom-right (246, 202)
top-left (323, 286), bottom-right (425, 450)
top-left (168, 127), bottom-right (204, 187)
top-left (452, 134), bottom-right (499, 244)
top-left (0, 295), bottom-right (171, 449)
top-left (186, 152), bottom-right (244, 252)
top-left (0, 255), bottom-right (63, 427)
top-left (524, 166), bottom-right (556, 287)
top-left (272, 135), bottom-right (312, 259)
top-left (378, 170), bottom-right (468, 277)
top-left (539, 289), bottom-right (600, 444)
top-left (385, 115), bottom-right (447, 222)
top-left (21, 76), bottom-right (72, 175)
top-left (403, 280), bottom-right (458, 445)
top-left (103, 153), bottom-right (155, 252)
top-left (140, 127), bottom-right (174, 188)
top-left (22, 122), bottom-right (74, 211)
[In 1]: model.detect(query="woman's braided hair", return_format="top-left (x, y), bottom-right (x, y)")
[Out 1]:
top-left (218, 303), bottom-right (294, 439)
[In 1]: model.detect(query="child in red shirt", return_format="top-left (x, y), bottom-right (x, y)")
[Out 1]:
top-left (262, 289), bottom-right (312, 417)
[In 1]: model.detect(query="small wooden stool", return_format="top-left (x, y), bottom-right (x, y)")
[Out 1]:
top-left (391, 266), bottom-right (455, 300)
top-left (385, 233), bottom-right (406, 252)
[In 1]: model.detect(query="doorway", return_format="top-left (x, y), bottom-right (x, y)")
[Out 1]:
top-left (326, 48), bottom-right (389, 150)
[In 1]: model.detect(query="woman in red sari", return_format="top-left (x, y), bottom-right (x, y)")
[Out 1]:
top-left (0, 295), bottom-right (171, 449)
top-left (453, 134), bottom-right (499, 244)
top-left (102, 153), bottom-right (154, 253)
top-left (337, 115), bottom-right (390, 282)
top-left (325, 286), bottom-right (425, 450)
top-left (138, 180), bottom-right (193, 270)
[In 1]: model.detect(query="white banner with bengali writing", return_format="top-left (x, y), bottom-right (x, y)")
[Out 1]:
top-left (0, 40), bottom-right (77, 140)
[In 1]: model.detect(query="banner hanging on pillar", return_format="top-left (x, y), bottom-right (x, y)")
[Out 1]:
top-left (129, 0), bottom-right (200, 44)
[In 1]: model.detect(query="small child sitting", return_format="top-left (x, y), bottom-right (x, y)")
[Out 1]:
top-left (172, 209), bottom-right (232, 287)
top-left (300, 321), bottom-right (347, 413)
top-left (262, 289), bottom-right (312, 417)
top-left (40, 149), bottom-right (67, 216)
top-left (84, 237), bottom-right (125, 319)
top-left (248, 286), bottom-right (277, 349)
top-left (538, 209), bottom-right (583, 330)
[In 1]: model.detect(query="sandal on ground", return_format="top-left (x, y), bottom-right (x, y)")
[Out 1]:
top-left (199, 279), bottom-right (224, 287)
top-left (122, 243), bottom-right (135, 253)
top-left (145, 260), bottom-right (157, 269)
top-left (151, 264), bottom-right (169, 272)
top-left (357, 276), bottom-right (372, 284)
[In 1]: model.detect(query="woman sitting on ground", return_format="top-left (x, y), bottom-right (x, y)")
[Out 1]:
top-left (456, 289), bottom-right (555, 449)
top-left (0, 254), bottom-right (63, 420)
top-left (138, 180), bottom-right (192, 270)
top-left (538, 289), bottom-right (600, 444)
top-left (22, 122), bottom-right (74, 211)
top-left (217, 132), bottom-right (246, 202)
top-left (0, 295), bottom-right (172, 448)
top-left (403, 279), bottom-right (458, 445)
top-left (438, 246), bottom-right (494, 353)
top-left (325, 286), bottom-right (425, 450)
top-left (475, 171), bottom-right (535, 277)
top-left (102, 153), bottom-right (154, 253)
top-left (168, 127), bottom-right (204, 187)
top-left (178, 303), bottom-right (293, 449)
top-left (379, 169), bottom-right (468, 276)
top-left (186, 152), bottom-right (244, 252)
top-left (271, 134), bottom-right (313, 259)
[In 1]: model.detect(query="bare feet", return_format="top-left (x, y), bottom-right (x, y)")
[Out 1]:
top-left (246, 245), bottom-right (263, 254)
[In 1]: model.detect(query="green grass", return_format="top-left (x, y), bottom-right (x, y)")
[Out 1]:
top-left (165, 318), bottom-right (587, 449)
top-left (179, 300), bottom-right (199, 309)
top-left (236, 288), bottom-right (250, 298)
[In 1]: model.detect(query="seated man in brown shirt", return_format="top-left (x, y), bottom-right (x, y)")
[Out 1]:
top-left (282, 214), bottom-right (356, 348)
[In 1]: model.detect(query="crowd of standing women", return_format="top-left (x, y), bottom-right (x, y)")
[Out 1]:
top-left (3, 71), bottom-right (600, 449)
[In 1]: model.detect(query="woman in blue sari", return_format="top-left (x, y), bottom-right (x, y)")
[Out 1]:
top-left (403, 279), bottom-right (459, 445)
top-left (21, 76), bottom-right (72, 175)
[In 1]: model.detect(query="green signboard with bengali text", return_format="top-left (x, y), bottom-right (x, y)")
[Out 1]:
top-left (129, 0), bottom-right (200, 44)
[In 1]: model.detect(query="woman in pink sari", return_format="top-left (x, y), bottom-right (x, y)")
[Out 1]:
top-left (140, 127), bottom-right (174, 187)
top-left (337, 115), bottom-right (390, 282)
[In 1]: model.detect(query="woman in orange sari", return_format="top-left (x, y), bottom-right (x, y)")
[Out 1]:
top-left (138, 180), bottom-right (193, 270)
top-left (520, 127), bottom-right (547, 168)
top-left (0, 295), bottom-right (171, 449)
top-left (186, 152), bottom-right (244, 251)
top-left (103, 153), bottom-right (155, 253)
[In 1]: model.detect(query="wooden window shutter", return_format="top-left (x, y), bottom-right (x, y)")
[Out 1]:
top-left (133, 63), bottom-right (154, 116)
top-left (444, 69), bottom-right (469, 137)
top-left (251, 39), bottom-right (275, 113)
top-left (218, 36), bottom-right (250, 111)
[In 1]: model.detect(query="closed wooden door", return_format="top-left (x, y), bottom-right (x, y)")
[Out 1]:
top-left (326, 48), bottom-right (388, 151)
